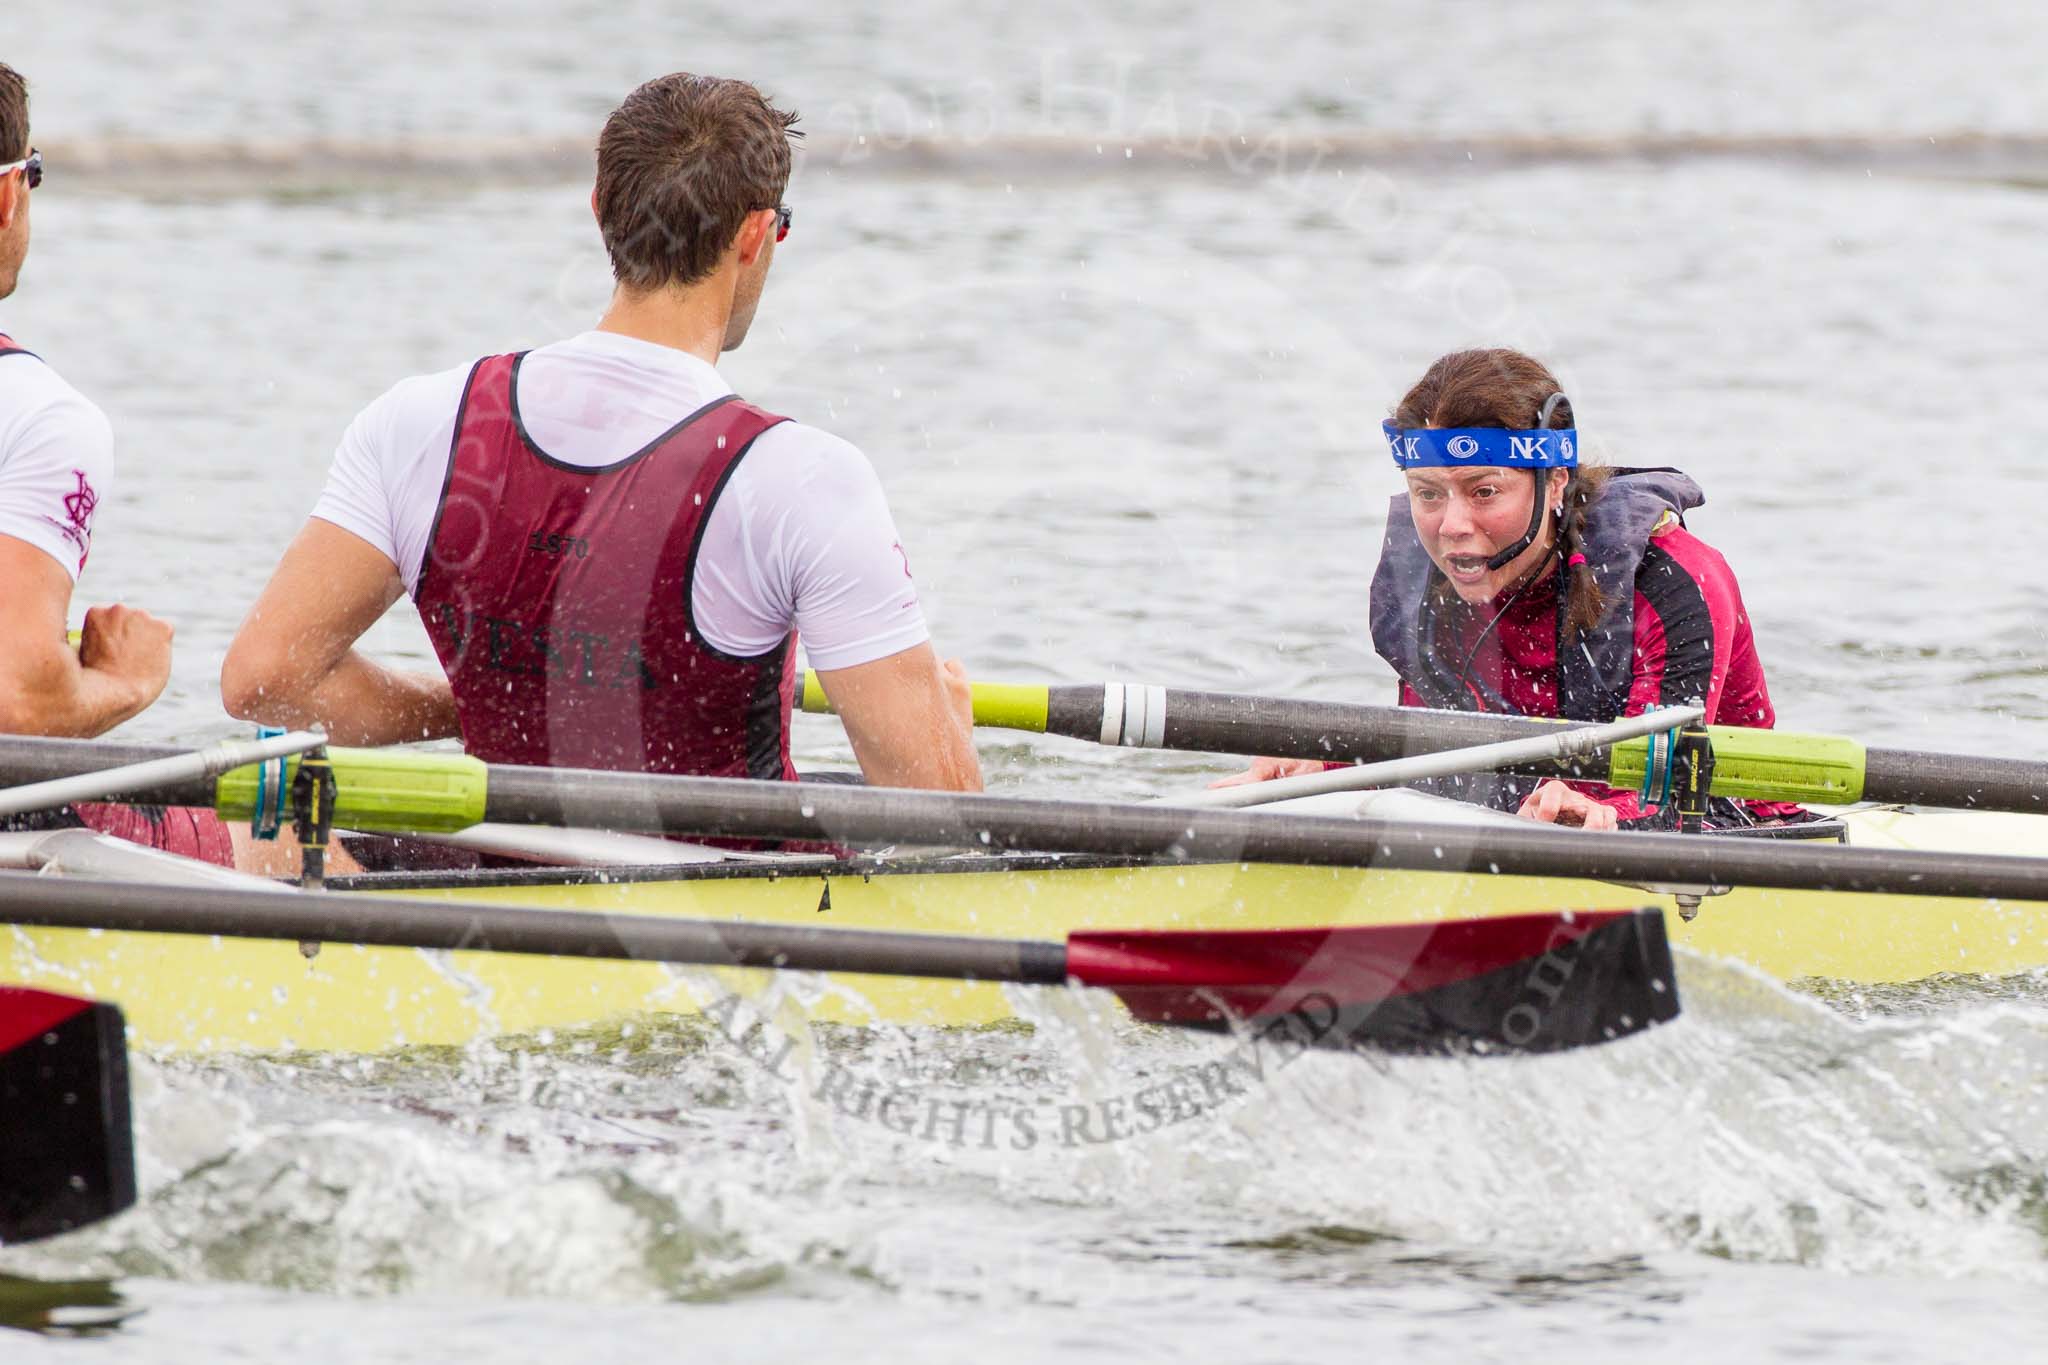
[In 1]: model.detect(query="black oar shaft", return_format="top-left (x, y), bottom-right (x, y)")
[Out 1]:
top-left (1864, 747), bottom-right (2047, 814)
top-left (0, 872), bottom-right (1069, 985)
top-left (476, 765), bottom-right (2048, 903)
top-left (1050, 685), bottom-right (2046, 812)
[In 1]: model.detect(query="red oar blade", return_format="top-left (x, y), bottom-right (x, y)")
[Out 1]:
top-left (0, 988), bottom-right (135, 1244)
top-left (1066, 907), bottom-right (1678, 1055)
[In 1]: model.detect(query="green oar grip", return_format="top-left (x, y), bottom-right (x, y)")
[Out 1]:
top-left (962, 682), bottom-right (1050, 733)
top-left (1609, 727), bottom-right (1866, 805)
top-left (798, 670), bottom-right (831, 716)
top-left (796, 672), bottom-right (1052, 734)
top-left (217, 748), bottom-right (488, 834)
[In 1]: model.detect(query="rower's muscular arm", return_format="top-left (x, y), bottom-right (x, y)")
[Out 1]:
top-left (816, 644), bottom-right (982, 792)
top-left (0, 536), bottom-right (170, 737)
top-left (222, 518), bottom-right (460, 746)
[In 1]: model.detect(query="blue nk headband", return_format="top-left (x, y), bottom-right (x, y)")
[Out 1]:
top-left (1382, 421), bottom-right (1578, 471)
top-left (1385, 392), bottom-right (1579, 573)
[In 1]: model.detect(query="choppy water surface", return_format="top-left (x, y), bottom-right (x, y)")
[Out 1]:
top-left (4, 1), bottom-right (2048, 1359)
top-left (9, 959), bottom-right (2048, 1360)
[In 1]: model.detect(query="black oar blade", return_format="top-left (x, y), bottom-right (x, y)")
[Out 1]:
top-left (0, 988), bottom-right (135, 1244)
top-left (1066, 907), bottom-right (1678, 1055)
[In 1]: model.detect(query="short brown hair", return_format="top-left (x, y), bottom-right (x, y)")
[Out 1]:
top-left (594, 74), bottom-right (799, 291)
top-left (0, 64), bottom-right (27, 163)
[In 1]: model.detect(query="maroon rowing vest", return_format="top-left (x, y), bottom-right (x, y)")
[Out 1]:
top-left (414, 351), bottom-right (801, 780)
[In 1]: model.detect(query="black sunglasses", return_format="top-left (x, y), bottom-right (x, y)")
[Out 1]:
top-left (771, 203), bottom-right (791, 242)
top-left (1, 148), bottom-right (40, 191)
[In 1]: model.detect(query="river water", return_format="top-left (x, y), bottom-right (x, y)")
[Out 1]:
top-left (4, 1), bottom-right (2048, 1359)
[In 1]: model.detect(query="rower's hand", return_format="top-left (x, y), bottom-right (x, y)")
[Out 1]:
top-left (77, 603), bottom-right (173, 712)
top-left (940, 657), bottom-right (974, 739)
top-left (1209, 756), bottom-right (1327, 788)
top-left (1516, 778), bottom-right (1619, 831)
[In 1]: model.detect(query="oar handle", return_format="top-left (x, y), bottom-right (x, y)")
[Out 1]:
top-left (798, 670), bottom-right (1053, 733)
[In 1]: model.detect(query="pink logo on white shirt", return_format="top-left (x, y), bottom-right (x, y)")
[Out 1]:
top-left (44, 469), bottom-right (97, 569)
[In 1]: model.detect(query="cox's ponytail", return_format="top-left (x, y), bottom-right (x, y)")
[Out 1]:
top-left (1556, 467), bottom-right (1611, 636)
top-left (1537, 393), bottom-right (1610, 637)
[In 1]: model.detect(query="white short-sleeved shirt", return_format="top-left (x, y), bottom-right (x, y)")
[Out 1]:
top-left (311, 331), bottom-right (929, 671)
top-left (0, 332), bottom-right (113, 581)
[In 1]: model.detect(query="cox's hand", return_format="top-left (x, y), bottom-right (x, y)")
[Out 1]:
top-left (1208, 756), bottom-right (1328, 789)
top-left (77, 603), bottom-right (173, 710)
top-left (1516, 778), bottom-right (1619, 831)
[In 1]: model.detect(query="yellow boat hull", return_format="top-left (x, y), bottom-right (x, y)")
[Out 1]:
top-left (5, 805), bottom-right (2045, 1053)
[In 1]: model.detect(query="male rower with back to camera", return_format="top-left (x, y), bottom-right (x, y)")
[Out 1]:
top-left (1218, 347), bottom-right (1810, 831)
top-left (223, 73), bottom-right (982, 797)
top-left (0, 61), bottom-right (244, 865)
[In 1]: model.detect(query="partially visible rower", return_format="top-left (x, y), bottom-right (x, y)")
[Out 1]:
top-left (222, 74), bottom-right (981, 796)
top-left (0, 61), bottom-right (249, 869)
